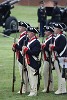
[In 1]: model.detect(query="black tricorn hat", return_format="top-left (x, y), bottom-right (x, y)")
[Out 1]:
top-left (27, 27), bottom-right (39, 34)
top-left (18, 21), bottom-right (30, 28)
top-left (44, 26), bottom-right (54, 33)
top-left (53, 23), bottom-right (63, 29)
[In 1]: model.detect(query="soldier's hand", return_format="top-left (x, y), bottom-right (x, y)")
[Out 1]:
top-left (41, 43), bottom-right (46, 50)
top-left (22, 46), bottom-right (28, 55)
top-left (12, 47), bottom-right (15, 51)
top-left (12, 43), bottom-right (17, 52)
top-left (22, 46), bottom-right (27, 50)
top-left (49, 44), bottom-right (55, 51)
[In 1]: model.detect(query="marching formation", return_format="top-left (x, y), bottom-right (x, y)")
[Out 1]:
top-left (12, 20), bottom-right (67, 96)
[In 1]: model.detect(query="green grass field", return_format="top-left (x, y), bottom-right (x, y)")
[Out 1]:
top-left (0, 5), bottom-right (67, 100)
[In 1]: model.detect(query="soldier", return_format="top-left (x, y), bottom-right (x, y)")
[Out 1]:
top-left (51, 0), bottom-right (61, 23)
top-left (49, 23), bottom-right (67, 94)
top-left (37, 0), bottom-right (47, 37)
top-left (22, 27), bottom-right (41, 96)
top-left (61, 7), bottom-right (67, 25)
top-left (12, 21), bottom-right (30, 93)
top-left (41, 26), bottom-right (55, 92)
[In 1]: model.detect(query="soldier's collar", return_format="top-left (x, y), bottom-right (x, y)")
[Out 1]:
top-left (29, 36), bottom-right (37, 42)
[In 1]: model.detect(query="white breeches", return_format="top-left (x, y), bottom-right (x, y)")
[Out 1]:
top-left (27, 65), bottom-right (38, 93)
top-left (43, 61), bottom-right (54, 91)
top-left (17, 60), bottom-right (29, 92)
top-left (54, 60), bottom-right (66, 92)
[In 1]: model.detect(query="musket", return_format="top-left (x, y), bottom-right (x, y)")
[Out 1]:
top-left (41, 36), bottom-right (45, 60)
top-left (46, 52), bottom-right (52, 93)
top-left (46, 36), bottom-right (53, 93)
top-left (12, 37), bottom-right (16, 92)
top-left (20, 30), bottom-right (27, 94)
top-left (20, 47), bottom-right (25, 94)
top-left (12, 30), bottom-right (18, 92)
